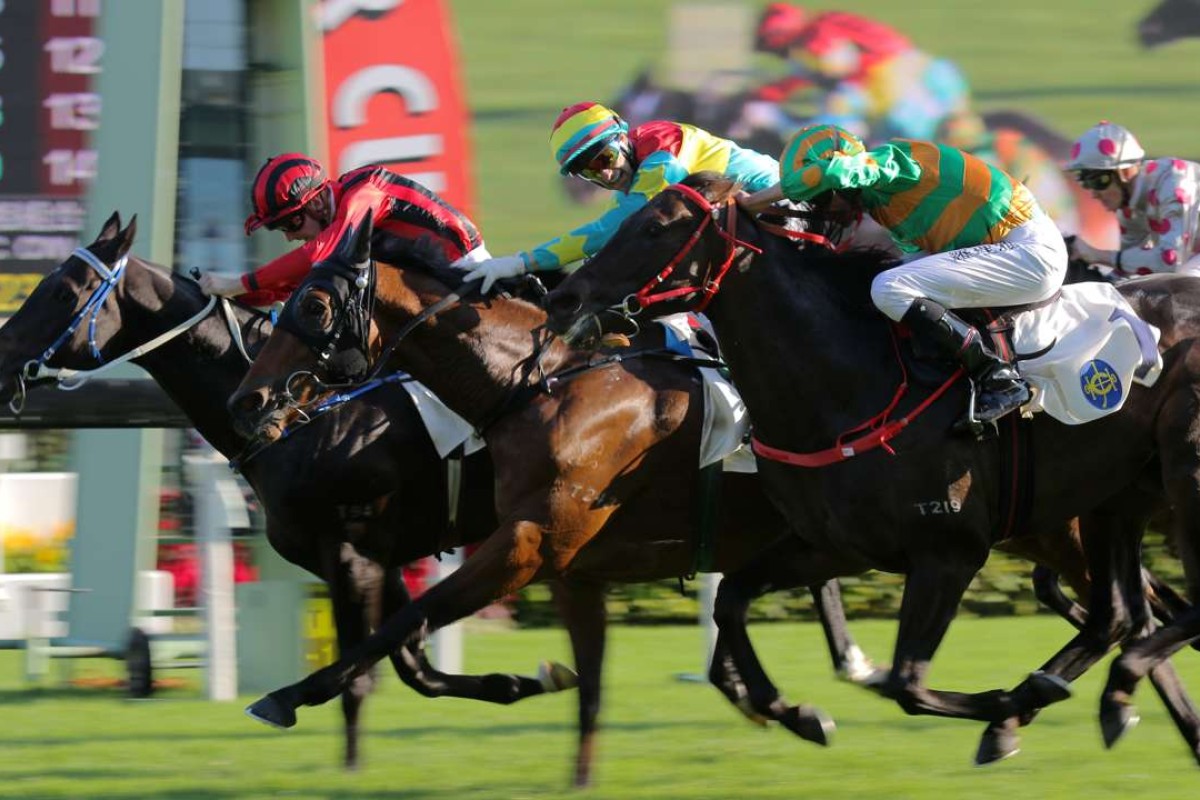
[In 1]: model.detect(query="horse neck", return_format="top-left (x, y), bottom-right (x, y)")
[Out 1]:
top-left (119, 259), bottom-right (256, 457)
top-left (375, 266), bottom-right (571, 427)
top-left (705, 240), bottom-right (900, 448)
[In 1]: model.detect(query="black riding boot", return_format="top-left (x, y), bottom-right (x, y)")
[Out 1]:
top-left (901, 298), bottom-right (1031, 425)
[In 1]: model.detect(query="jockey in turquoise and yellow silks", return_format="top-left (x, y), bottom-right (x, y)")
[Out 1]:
top-left (462, 101), bottom-right (780, 292)
top-left (742, 124), bottom-right (1068, 425)
top-left (749, 5), bottom-right (969, 143)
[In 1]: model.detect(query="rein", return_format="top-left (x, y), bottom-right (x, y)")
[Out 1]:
top-left (10, 249), bottom-right (241, 413)
top-left (627, 184), bottom-right (762, 315)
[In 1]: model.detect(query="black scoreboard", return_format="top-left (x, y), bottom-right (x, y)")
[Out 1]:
top-left (0, 0), bottom-right (99, 312)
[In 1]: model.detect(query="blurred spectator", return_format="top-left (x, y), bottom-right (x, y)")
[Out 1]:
top-left (1065, 120), bottom-right (1200, 276)
top-left (937, 110), bottom-right (1080, 235)
top-left (744, 4), bottom-right (969, 143)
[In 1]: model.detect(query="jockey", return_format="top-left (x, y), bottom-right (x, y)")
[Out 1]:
top-left (936, 110), bottom-right (1080, 235)
top-left (1064, 121), bottom-right (1200, 276)
top-left (742, 124), bottom-right (1068, 425)
top-left (462, 101), bottom-right (779, 292)
top-left (198, 153), bottom-right (488, 304)
top-left (748, 4), bottom-right (969, 143)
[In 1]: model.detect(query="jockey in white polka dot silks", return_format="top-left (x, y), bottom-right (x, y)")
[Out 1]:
top-left (742, 123), bottom-right (1068, 425)
top-left (1066, 120), bottom-right (1200, 277)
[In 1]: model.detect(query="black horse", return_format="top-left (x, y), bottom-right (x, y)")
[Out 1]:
top-left (0, 212), bottom-right (878, 787)
top-left (543, 173), bottom-right (1200, 764)
top-left (0, 213), bottom-right (577, 771)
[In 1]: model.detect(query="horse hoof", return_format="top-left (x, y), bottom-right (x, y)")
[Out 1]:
top-left (780, 704), bottom-right (835, 746)
top-left (245, 694), bottom-right (296, 729)
top-left (1099, 694), bottom-right (1140, 749)
top-left (1027, 671), bottom-right (1072, 706)
top-left (538, 660), bottom-right (579, 692)
top-left (733, 697), bottom-right (770, 728)
top-left (974, 724), bottom-right (1020, 766)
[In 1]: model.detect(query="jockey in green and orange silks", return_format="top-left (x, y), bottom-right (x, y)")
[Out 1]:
top-left (742, 124), bottom-right (1068, 424)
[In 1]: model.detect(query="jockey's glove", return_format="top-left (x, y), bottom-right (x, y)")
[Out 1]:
top-left (198, 271), bottom-right (246, 297)
top-left (463, 254), bottom-right (527, 295)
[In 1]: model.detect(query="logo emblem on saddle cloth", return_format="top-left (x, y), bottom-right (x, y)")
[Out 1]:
top-left (1005, 282), bottom-right (1163, 425)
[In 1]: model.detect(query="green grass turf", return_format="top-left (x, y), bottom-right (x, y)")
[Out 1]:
top-left (2, 617), bottom-right (1198, 798)
top-left (447, 0), bottom-right (1200, 255)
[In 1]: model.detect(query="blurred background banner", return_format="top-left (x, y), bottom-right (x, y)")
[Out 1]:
top-left (320, 0), bottom-right (475, 214)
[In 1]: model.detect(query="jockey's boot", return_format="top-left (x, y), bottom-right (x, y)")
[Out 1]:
top-left (902, 299), bottom-right (1031, 424)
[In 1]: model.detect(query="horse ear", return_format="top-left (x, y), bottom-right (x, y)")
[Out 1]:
top-left (97, 211), bottom-right (122, 243)
top-left (116, 215), bottom-right (138, 258)
top-left (351, 210), bottom-right (373, 265)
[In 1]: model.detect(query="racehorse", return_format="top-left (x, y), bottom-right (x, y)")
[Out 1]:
top-left (1139, 0), bottom-right (1200, 47)
top-left (225, 210), bottom-right (1200, 770)
top-left (9, 214), bottom-right (871, 787)
top-left (0, 213), bottom-right (584, 774)
top-left (541, 173), bottom-right (1200, 763)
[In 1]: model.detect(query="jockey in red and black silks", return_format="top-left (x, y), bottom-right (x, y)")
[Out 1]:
top-left (199, 153), bottom-right (488, 305)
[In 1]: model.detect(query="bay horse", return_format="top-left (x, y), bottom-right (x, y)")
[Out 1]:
top-left (542, 173), bottom-right (1200, 764)
top-left (3, 214), bottom-right (873, 787)
top-left (225, 210), bottom-right (1199, 772)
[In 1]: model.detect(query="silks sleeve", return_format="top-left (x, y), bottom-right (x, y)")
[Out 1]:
top-left (1119, 164), bottom-right (1199, 273)
top-left (779, 144), bottom-right (904, 203)
top-left (522, 153), bottom-right (690, 270)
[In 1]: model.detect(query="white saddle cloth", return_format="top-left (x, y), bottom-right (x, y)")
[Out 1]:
top-left (403, 314), bottom-right (755, 471)
top-left (1011, 282), bottom-right (1163, 425)
top-left (658, 314), bottom-right (755, 472)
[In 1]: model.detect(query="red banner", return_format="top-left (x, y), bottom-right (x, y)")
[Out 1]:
top-left (320, 0), bottom-right (474, 216)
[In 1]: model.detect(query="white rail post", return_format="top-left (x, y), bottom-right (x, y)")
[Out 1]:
top-left (429, 549), bottom-right (463, 673)
top-left (185, 451), bottom-right (246, 701)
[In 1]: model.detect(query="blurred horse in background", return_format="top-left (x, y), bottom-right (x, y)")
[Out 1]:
top-left (1139, 0), bottom-right (1200, 47)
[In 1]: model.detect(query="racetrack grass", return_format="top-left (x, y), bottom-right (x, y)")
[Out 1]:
top-left (2, 617), bottom-right (1198, 799)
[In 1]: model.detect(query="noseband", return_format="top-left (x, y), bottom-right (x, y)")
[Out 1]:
top-left (618, 184), bottom-right (761, 319)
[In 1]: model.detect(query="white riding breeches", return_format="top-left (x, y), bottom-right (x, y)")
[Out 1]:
top-left (870, 213), bottom-right (1068, 321)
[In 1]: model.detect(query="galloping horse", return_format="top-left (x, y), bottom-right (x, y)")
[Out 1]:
top-left (542, 173), bottom-right (1200, 763)
top-left (226, 211), bottom-right (1198, 772)
top-left (35, 215), bottom-right (871, 787)
top-left (0, 213), bottom-right (587, 772)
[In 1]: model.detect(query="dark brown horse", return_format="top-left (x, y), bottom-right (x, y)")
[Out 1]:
top-left (14, 216), bottom-right (905, 784)
top-left (225, 212), bottom-right (1198, 773)
top-left (0, 213), bottom-right (585, 772)
top-left (542, 173), bottom-right (1200, 764)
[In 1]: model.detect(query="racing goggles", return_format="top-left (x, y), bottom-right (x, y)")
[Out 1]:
top-left (574, 139), bottom-right (624, 184)
top-left (267, 210), bottom-right (307, 233)
top-left (1077, 170), bottom-right (1117, 192)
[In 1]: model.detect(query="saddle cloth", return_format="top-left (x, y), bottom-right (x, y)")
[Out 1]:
top-left (1009, 281), bottom-right (1163, 425)
top-left (403, 314), bottom-right (755, 469)
top-left (401, 380), bottom-right (485, 458)
top-left (659, 314), bottom-right (756, 472)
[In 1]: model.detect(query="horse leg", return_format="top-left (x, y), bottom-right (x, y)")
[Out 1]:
top-left (324, 544), bottom-right (384, 771)
top-left (245, 520), bottom-right (549, 729)
top-left (550, 578), bottom-right (607, 788)
top-left (711, 533), bottom-right (860, 744)
top-left (810, 579), bottom-right (885, 686)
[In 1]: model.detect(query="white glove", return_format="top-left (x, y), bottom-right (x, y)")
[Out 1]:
top-left (197, 271), bottom-right (246, 297)
top-left (1070, 238), bottom-right (1104, 265)
top-left (463, 254), bottom-right (527, 294)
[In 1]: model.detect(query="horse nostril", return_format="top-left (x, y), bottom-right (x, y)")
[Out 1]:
top-left (228, 387), bottom-right (267, 419)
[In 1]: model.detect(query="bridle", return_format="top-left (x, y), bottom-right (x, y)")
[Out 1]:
top-left (616, 184), bottom-right (763, 319)
top-left (10, 247), bottom-right (226, 414)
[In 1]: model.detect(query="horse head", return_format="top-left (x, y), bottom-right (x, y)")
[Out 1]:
top-left (0, 211), bottom-right (138, 410)
top-left (544, 172), bottom-right (750, 348)
top-left (228, 211), bottom-right (383, 441)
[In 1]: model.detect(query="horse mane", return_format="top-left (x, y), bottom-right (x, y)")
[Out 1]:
top-left (676, 172), bottom-right (899, 315)
top-left (372, 234), bottom-right (469, 291)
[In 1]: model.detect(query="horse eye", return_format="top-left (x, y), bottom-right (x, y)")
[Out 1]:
top-left (51, 283), bottom-right (75, 305)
